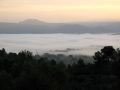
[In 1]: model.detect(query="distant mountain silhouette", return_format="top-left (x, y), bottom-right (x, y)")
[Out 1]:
top-left (0, 19), bottom-right (120, 34)
top-left (19, 19), bottom-right (47, 25)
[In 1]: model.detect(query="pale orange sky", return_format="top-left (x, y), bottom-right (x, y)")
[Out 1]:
top-left (0, 0), bottom-right (120, 22)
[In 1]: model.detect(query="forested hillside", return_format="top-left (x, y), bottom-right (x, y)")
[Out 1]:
top-left (0, 46), bottom-right (120, 90)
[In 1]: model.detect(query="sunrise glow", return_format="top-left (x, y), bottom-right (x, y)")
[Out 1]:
top-left (0, 0), bottom-right (120, 22)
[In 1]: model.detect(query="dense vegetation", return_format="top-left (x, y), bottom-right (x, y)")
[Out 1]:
top-left (0, 46), bottom-right (120, 90)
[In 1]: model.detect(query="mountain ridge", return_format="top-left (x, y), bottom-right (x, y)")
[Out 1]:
top-left (19, 19), bottom-right (47, 25)
top-left (0, 19), bottom-right (120, 34)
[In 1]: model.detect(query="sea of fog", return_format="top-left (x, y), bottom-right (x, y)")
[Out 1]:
top-left (0, 33), bottom-right (120, 56)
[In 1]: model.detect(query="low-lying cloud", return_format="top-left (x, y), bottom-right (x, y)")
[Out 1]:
top-left (0, 33), bottom-right (120, 55)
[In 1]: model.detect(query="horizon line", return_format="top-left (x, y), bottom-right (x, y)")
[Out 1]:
top-left (0, 18), bottom-right (120, 23)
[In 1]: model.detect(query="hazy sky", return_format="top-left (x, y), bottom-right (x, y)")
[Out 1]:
top-left (0, 0), bottom-right (120, 22)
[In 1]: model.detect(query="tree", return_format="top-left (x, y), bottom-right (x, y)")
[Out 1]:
top-left (18, 50), bottom-right (33, 59)
top-left (93, 46), bottom-right (116, 64)
top-left (0, 48), bottom-right (7, 57)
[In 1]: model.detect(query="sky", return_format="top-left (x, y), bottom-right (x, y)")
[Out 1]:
top-left (0, 0), bottom-right (120, 22)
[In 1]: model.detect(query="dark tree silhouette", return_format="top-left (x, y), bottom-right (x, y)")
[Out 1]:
top-left (0, 47), bottom-right (119, 90)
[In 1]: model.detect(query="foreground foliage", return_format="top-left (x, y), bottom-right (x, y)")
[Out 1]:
top-left (0, 46), bottom-right (120, 90)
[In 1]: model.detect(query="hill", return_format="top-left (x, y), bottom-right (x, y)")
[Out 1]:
top-left (0, 19), bottom-right (120, 34)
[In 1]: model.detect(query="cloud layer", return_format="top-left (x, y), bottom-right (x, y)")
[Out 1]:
top-left (0, 34), bottom-right (119, 55)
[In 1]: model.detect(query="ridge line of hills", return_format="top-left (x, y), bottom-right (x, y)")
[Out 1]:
top-left (0, 19), bottom-right (120, 34)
